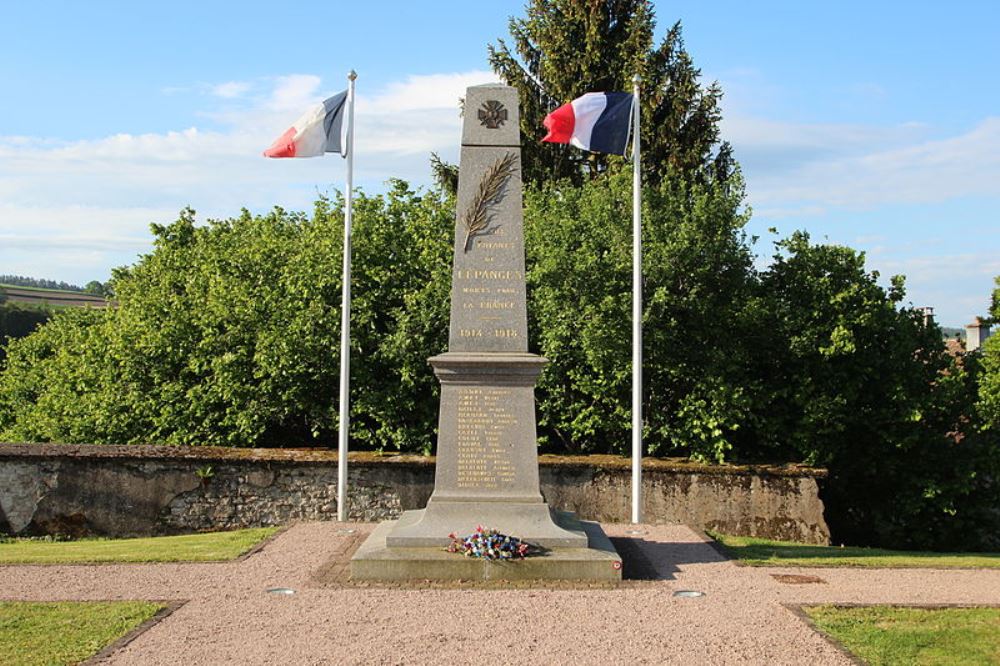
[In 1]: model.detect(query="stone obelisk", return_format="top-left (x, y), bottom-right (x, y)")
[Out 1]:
top-left (351, 84), bottom-right (620, 581)
top-left (386, 83), bottom-right (586, 548)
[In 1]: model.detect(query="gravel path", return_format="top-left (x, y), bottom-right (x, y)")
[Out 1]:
top-left (3, 522), bottom-right (999, 665)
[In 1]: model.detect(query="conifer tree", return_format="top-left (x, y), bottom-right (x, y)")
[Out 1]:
top-left (488, 0), bottom-right (732, 187)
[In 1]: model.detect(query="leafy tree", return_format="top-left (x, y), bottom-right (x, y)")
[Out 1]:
top-left (429, 152), bottom-right (459, 195)
top-left (0, 302), bottom-right (52, 364)
top-left (488, 0), bottom-right (731, 187)
top-left (978, 277), bottom-right (1000, 429)
top-left (0, 187), bottom-right (453, 450)
top-left (0, 307), bottom-right (116, 443)
top-left (746, 233), bottom-right (999, 550)
top-left (2, 186), bottom-right (997, 550)
top-left (83, 281), bottom-right (108, 297)
top-left (525, 167), bottom-right (755, 461)
top-left (0, 171), bottom-right (756, 460)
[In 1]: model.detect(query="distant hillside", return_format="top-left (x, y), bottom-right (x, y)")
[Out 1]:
top-left (941, 327), bottom-right (966, 340)
top-left (0, 274), bottom-right (84, 292)
top-left (0, 284), bottom-right (108, 308)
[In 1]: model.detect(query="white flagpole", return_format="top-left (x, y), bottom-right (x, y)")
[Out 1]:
top-left (631, 73), bottom-right (643, 525)
top-left (337, 70), bottom-right (357, 523)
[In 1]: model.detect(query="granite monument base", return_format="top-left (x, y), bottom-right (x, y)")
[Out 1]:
top-left (350, 512), bottom-right (622, 582)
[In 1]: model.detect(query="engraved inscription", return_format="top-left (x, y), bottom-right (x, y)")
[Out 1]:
top-left (455, 387), bottom-right (519, 489)
top-left (455, 269), bottom-right (523, 280)
top-left (477, 100), bottom-right (508, 129)
top-left (456, 292), bottom-right (524, 332)
top-left (453, 265), bottom-right (527, 330)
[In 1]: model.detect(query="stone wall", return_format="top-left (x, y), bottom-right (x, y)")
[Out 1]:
top-left (0, 444), bottom-right (830, 544)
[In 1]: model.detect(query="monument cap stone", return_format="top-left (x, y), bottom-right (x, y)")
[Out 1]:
top-left (461, 84), bottom-right (520, 147)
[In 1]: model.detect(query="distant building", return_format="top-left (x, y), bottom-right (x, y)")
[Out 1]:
top-left (966, 317), bottom-right (993, 353)
top-left (943, 338), bottom-right (965, 357)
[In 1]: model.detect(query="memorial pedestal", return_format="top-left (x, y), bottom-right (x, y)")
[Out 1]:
top-left (384, 352), bottom-right (587, 549)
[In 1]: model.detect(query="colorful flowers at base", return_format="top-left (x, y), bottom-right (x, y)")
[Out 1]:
top-left (446, 525), bottom-right (532, 560)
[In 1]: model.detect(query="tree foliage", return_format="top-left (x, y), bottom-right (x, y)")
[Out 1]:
top-left (488, 0), bottom-right (731, 187)
top-left (83, 281), bottom-right (109, 297)
top-left (745, 233), bottom-right (999, 550)
top-left (525, 168), bottom-right (754, 462)
top-left (978, 277), bottom-right (1000, 429)
top-left (0, 184), bottom-right (996, 550)
top-left (0, 185), bottom-right (453, 450)
top-left (0, 302), bottom-right (52, 365)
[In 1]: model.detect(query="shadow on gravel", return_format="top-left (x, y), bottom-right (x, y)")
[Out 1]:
top-left (610, 537), bottom-right (729, 581)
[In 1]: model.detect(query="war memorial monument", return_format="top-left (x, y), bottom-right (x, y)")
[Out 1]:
top-left (350, 84), bottom-right (622, 581)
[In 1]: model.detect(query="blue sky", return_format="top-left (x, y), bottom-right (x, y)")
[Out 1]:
top-left (2, 0), bottom-right (997, 326)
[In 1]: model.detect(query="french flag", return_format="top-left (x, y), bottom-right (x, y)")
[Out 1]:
top-left (542, 92), bottom-right (634, 155)
top-left (263, 90), bottom-right (348, 158)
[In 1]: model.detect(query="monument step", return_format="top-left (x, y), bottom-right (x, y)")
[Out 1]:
top-left (350, 518), bottom-right (622, 582)
top-left (385, 507), bottom-right (589, 549)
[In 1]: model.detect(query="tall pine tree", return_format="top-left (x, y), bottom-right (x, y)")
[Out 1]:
top-left (488, 0), bottom-right (732, 187)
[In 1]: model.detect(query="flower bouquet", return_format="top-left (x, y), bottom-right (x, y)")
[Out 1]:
top-left (446, 525), bottom-right (532, 560)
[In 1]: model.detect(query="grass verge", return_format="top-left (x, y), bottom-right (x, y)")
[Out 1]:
top-left (0, 527), bottom-right (279, 564)
top-left (0, 600), bottom-right (164, 666)
top-left (710, 533), bottom-right (1000, 568)
top-left (805, 605), bottom-right (1000, 665)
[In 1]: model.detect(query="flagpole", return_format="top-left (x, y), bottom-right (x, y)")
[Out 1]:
top-left (337, 70), bottom-right (357, 523)
top-left (631, 73), bottom-right (643, 525)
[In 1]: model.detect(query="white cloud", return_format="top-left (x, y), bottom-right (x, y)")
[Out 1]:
top-left (266, 74), bottom-right (324, 112)
top-left (4, 65), bottom-right (996, 324)
top-left (363, 71), bottom-right (495, 112)
top-left (211, 81), bottom-right (252, 99)
top-left (875, 252), bottom-right (1000, 321)
top-left (0, 204), bottom-right (169, 249)
top-left (751, 204), bottom-right (828, 220)
top-left (725, 113), bottom-right (1000, 213)
top-left (0, 69), bottom-right (499, 282)
top-left (878, 252), bottom-right (1000, 285)
top-left (725, 92), bottom-right (1000, 324)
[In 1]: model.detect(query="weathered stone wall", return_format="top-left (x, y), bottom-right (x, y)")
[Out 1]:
top-left (0, 444), bottom-right (830, 543)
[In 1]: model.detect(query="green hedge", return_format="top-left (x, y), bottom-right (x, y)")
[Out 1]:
top-left (1, 175), bottom-right (997, 551)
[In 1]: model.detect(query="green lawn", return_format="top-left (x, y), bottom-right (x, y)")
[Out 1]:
top-left (0, 601), bottom-right (164, 666)
top-left (0, 527), bottom-right (278, 565)
top-left (806, 605), bottom-right (1000, 665)
top-left (711, 533), bottom-right (1000, 569)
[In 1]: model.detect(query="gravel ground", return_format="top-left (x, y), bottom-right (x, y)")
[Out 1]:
top-left (3, 522), bottom-right (999, 665)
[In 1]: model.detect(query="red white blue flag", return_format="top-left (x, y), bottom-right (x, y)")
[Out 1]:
top-left (541, 92), bottom-right (634, 155)
top-left (263, 91), bottom-right (348, 158)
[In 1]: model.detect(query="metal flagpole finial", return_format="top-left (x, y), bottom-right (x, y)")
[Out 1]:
top-left (348, 69), bottom-right (358, 81)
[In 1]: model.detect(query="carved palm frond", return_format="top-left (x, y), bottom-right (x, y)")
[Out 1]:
top-left (462, 152), bottom-right (519, 252)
